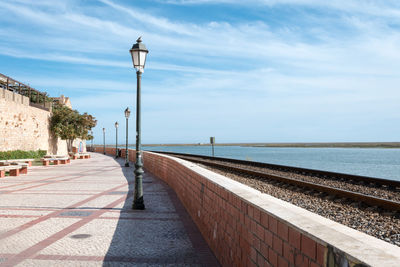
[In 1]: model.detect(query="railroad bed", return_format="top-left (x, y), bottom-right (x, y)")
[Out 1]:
top-left (152, 151), bottom-right (400, 247)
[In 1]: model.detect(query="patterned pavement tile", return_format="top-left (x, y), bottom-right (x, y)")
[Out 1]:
top-left (0, 153), bottom-right (219, 266)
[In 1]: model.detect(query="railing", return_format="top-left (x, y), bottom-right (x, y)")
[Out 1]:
top-left (0, 73), bottom-right (51, 111)
top-left (29, 102), bottom-right (51, 111)
top-left (86, 146), bottom-right (96, 152)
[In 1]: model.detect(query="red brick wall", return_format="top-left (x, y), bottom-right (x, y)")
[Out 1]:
top-left (118, 148), bottom-right (135, 163)
top-left (93, 148), bottom-right (393, 266)
top-left (95, 148), bottom-right (326, 266)
top-left (94, 147), bottom-right (136, 163)
top-left (142, 152), bottom-right (326, 267)
top-left (94, 146), bottom-right (116, 155)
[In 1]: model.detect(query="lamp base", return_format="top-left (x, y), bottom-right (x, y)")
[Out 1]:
top-left (132, 197), bottom-right (145, 210)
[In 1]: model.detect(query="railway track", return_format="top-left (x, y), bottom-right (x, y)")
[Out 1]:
top-left (151, 151), bottom-right (400, 213)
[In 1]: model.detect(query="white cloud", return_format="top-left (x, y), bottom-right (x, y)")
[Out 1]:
top-left (0, 46), bottom-right (129, 68)
top-left (2, 0), bottom-right (400, 142)
top-left (20, 77), bottom-right (135, 93)
top-left (160, 0), bottom-right (400, 18)
top-left (3, 0), bottom-right (400, 77)
top-left (98, 0), bottom-right (198, 36)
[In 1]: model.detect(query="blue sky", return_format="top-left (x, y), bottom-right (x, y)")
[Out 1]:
top-left (1, 0), bottom-right (400, 144)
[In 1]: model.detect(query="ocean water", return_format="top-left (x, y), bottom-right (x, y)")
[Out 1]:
top-left (139, 146), bottom-right (400, 181)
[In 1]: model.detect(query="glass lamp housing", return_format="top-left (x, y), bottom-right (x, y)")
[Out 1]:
top-left (130, 37), bottom-right (148, 72)
top-left (124, 107), bottom-right (131, 118)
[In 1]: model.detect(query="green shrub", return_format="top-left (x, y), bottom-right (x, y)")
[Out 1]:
top-left (0, 150), bottom-right (47, 160)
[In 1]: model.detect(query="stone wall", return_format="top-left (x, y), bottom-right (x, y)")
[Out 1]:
top-left (0, 88), bottom-right (84, 155)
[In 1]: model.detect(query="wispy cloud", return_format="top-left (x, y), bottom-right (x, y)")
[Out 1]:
top-left (3, 0), bottom-right (400, 75)
top-left (0, 46), bottom-right (128, 68)
top-left (160, 0), bottom-right (400, 18)
top-left (99, 0), bottom-right (197, 36)
top-left (1, 0), bottom-right (400, 142)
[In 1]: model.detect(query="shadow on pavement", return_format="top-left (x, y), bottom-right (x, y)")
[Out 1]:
top-left (102, 157), bottom-right (219, 266)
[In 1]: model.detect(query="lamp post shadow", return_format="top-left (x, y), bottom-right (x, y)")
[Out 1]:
top-left (102, 157), bottom-right (219, 266)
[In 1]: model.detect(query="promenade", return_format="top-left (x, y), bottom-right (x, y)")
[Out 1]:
top-left (0, 153), bottom-right (219, 266)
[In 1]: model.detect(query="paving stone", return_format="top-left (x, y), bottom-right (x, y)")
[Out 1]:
top-left (59, 210), bottom-right (93, 217)
top-left (0, 153), bottom-right (219, 266)
top-left (107, 191), bottom-right (129, 195)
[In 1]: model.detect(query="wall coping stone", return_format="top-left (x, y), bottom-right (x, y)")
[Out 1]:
top-left (151, 152), bottom-right (400, 267)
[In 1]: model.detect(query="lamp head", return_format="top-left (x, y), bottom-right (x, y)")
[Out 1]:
top-left (129, 36), bottom-right (148, 72)
top-left (124, 107), bottom-right (131, 118)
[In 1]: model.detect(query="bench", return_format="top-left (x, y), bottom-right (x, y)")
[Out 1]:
top-left (69, 153), bottom-right (79, 160)
top-left (69, 153), bottom-right (90, 160)
top-left (0, 159), bottom-right (34, 167)
top-left (0, 163), bottom-right (29, 178)
top-left (41, 156), bottom-right (70, 166)
top-left (78, 153), bottom-right (91, 159)
top-left (43, 155), bottom-right (69, 160)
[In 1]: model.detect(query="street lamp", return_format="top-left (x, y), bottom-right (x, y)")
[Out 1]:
top-left (102, 128), bottom-right (106, 155)
top-left (130, 36), bottom-right (148, 210)
top-left (91, 130), bottom-right (94, 152)
top-left (115, 122), bottom-right (119, 158)
top-left (124, 107), bottom-right (131, 167)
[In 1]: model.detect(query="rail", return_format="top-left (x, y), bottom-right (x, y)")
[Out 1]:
top-left (0, 73), bottom-right (50, 111)
top-left (151, 151), bottom-right (400, 188)
top-left (151, 151), bottom-right (400, 212)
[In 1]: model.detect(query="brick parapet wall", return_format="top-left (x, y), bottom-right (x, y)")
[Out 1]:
top-left (143, 152), bottom-right (325, 266)
top-left (96, 148), bottom-right (400, 267)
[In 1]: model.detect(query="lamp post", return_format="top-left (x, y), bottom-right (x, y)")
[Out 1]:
top-left (124, 107), bottom-right (131, 167)
top-left (91, 130), bottom-right (94, 152)
top-left (102, 128), bottom-right (106, 155)
top-left (210, 136), bottom-right (215, 157)
top-left (115, 122), bottom-right (119, 158)
top-left (130, 36), bottom-right (148, 210)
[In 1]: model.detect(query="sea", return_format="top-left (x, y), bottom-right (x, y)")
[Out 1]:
top-left (137, 145), bottom-right (400, 182)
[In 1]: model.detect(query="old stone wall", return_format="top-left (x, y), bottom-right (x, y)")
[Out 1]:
top-left (0, 88), bottom-right (79, 155)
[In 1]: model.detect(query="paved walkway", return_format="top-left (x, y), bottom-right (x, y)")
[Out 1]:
top-left (0, 153), bottom-right (219, 266)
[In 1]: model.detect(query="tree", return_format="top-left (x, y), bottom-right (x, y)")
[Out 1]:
top-left (50, 104), bottom-right (97, 152)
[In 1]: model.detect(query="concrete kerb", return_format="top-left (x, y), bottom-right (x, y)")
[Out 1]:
top-left (149, 151), bottom-right (400, 267)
